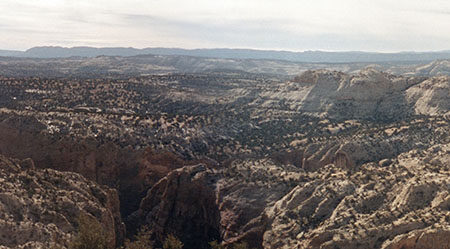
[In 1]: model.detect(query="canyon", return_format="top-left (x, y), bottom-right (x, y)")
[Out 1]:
top-left (0, 55), bottom-right (448, 248)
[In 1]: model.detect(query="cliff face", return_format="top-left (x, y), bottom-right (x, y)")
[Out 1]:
top-left (0, 114), bottom-right (187, 217)
top-left (0, 155), bottom-right (125, 249)
top-left (1, 112), bottom-right (448, 249)
top-left (131, 142), bottom-right (449, 249)
top-left (130, 164), bottom-right (221, 249)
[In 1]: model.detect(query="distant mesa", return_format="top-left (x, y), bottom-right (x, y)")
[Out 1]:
top-left (1, 46), bottom-right (450, 63)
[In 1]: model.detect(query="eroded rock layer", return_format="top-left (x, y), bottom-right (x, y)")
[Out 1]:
top-left (0, 68), bottom-right (448, 248)
top-left (0, 155), bottom-right (125, 249)
top-left (262, 143), bottom-right (450, 249)
top-left (130, 164), bottom-right (220, 249)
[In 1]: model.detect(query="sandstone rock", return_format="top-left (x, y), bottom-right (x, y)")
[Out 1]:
top-left (268, 69), bottom-right (426, 120)
top-left (216, 159), bottom-right (304, 248)
top-left (0, 114), bottom-right (188, 218)
top-left (382, 229), bottom-right (450, 249)
top-left (261, 143), bottom-right (450, 249)
top-left (130, 164), bottom-right (220, 249)
top-left (406, 76), bottom-right (450, 116)
top-left (413, 60), bottom-right (450, 76)
top-left (379, 158), bottom-right (392, 167)
top-left (0, 154), bottom-right (125, 249)
top-left (130, 143), bottom-right (449, 249)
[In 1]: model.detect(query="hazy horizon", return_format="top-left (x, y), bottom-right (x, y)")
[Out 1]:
top-left (1, 0), bottom-right (450, 52)
top-left (3, 45), bottom-right (450, 54)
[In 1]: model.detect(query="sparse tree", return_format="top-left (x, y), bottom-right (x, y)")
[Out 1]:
top-left (69, 213), bottom-right (109, 249)
top-left (209, 240), bottom-right (227, 249)
top-left (123, 226), bottom-right (153, 249)
top-left (232, 242), bottom-right (249, 249)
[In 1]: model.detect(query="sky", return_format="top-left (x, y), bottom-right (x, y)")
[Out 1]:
top-left (1, 0), bottom-right (450, 52)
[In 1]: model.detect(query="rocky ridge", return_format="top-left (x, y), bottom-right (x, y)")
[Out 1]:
top-left (263, 142), bottom-right (450, 249)
top-left (406, 76), bottom-right (450, 116)
top-left (129, 164), bottom-right (221, 249)
top-left (134, 142), bottom-right (449, 248)
top-left (0, 67), bottom-right (448, 248)
top-left (273, 69), bottom-right (449, 120)
top-left (0, 154), bottom-right (125, 248)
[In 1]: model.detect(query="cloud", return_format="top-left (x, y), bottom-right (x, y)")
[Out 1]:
top-left (0, 0), bottom-right (449, 51)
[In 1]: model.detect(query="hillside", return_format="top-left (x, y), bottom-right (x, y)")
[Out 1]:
top-left (1, 46), bottom-right (450, 63)
top-left (0, 62), bottom-right (448, 248)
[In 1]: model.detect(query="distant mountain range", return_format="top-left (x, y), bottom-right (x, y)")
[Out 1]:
top-left (1, 46), bottom-right (450, 63)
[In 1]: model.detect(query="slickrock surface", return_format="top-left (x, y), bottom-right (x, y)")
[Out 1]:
top-left (406, 76), bottom-right (450, 116)
top-left (263, 143), bottom-right (450, 249)
top-left (412, 60), bottom-right (450, 76)
top-left (215, 160), bottom-right (304, 248)
top-left (0, 155), bottom-right (125, 249)
top-left (276, 69), bottom-right (425, 120)
top-left (132, 143), bottom-right (450, 249)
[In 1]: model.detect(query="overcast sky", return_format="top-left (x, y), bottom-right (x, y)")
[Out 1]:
top-left (1, 0), bottom-right (450, 52)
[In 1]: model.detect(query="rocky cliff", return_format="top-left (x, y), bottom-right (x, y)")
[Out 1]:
top-left (263, 143), bottom-right (450, 249)
top-left (130, 141), bottom-right (449, 249)
top-left (0, 154), bottom-right (125, 248)
top-left (129, 164), bottom-right (221, 249)
top-left (0, 113), bottom-right (189, 218)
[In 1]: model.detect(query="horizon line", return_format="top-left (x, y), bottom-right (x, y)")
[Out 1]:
top-left (3, 45), bottom-right (450, 54)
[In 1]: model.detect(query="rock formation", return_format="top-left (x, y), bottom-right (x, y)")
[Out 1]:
top-left (262, 143), bottom-right (450, 249)
top-left (0, 154), bottom-right (125, 248)
top-left (131, 141), bottom-right (449, 248)
top-left (277, 69), bottom-right (427, 120)
top-left (0, 113), bottom-right (188, 218)
top-left (406, 76), bottom-right (450, 116)
top-left (130, 164), bottom-right (220, 249)
top-left (0, 65), bottom-right (448, 249)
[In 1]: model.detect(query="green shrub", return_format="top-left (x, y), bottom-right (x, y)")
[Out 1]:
top-left (232, 242), bottom-right (249, 249)
top-left (208, 240), bottom-right (252, 249)
top-left (69, 213), bottom-right (109, 249)
top-left (162, 234), bottom-right (183, 249)
top-left (123, 226), bottom-right (153, 249)
top-left (209, 240), bottom-right (227, 249)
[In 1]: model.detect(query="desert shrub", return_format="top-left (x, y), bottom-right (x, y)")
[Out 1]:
top-left (162, 234), bottom-right (183, 249)
top-left (69, 213), bottom-right (109, 249)
top-left (208, 240), bottom-right (252, 249)
top-left (209, 240), bottom-right (226, 249)
top-left (123, 226), bottom-right (153, 249)
top-left (232, 242), bottom-right (249, 249)
top-left (47, 234), bottom-right (65, 249)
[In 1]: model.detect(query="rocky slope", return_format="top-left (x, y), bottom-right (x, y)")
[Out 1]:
top-left (1, 54), bottom-right (450, 78)
top-left (130, 141), bottom-right (449, 249)
top-left (0, 154), bottom-right (125, 248)
top-left (248, 68), bottom-right (450, 121)
top-left (269, 69), bottom-right (425, 120)
top-left (412, 60), bottom-right (450, 76)
top-left (263, 143), bottom-right (450, 249)
top-left (0, 67), bottom-right (448, 248)
top-left (0, 113), bottom-right (193, 219)
top-left (406, 76), bottom-right (450, 116)
top-left (129, 164), bottom-right (221, 249)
